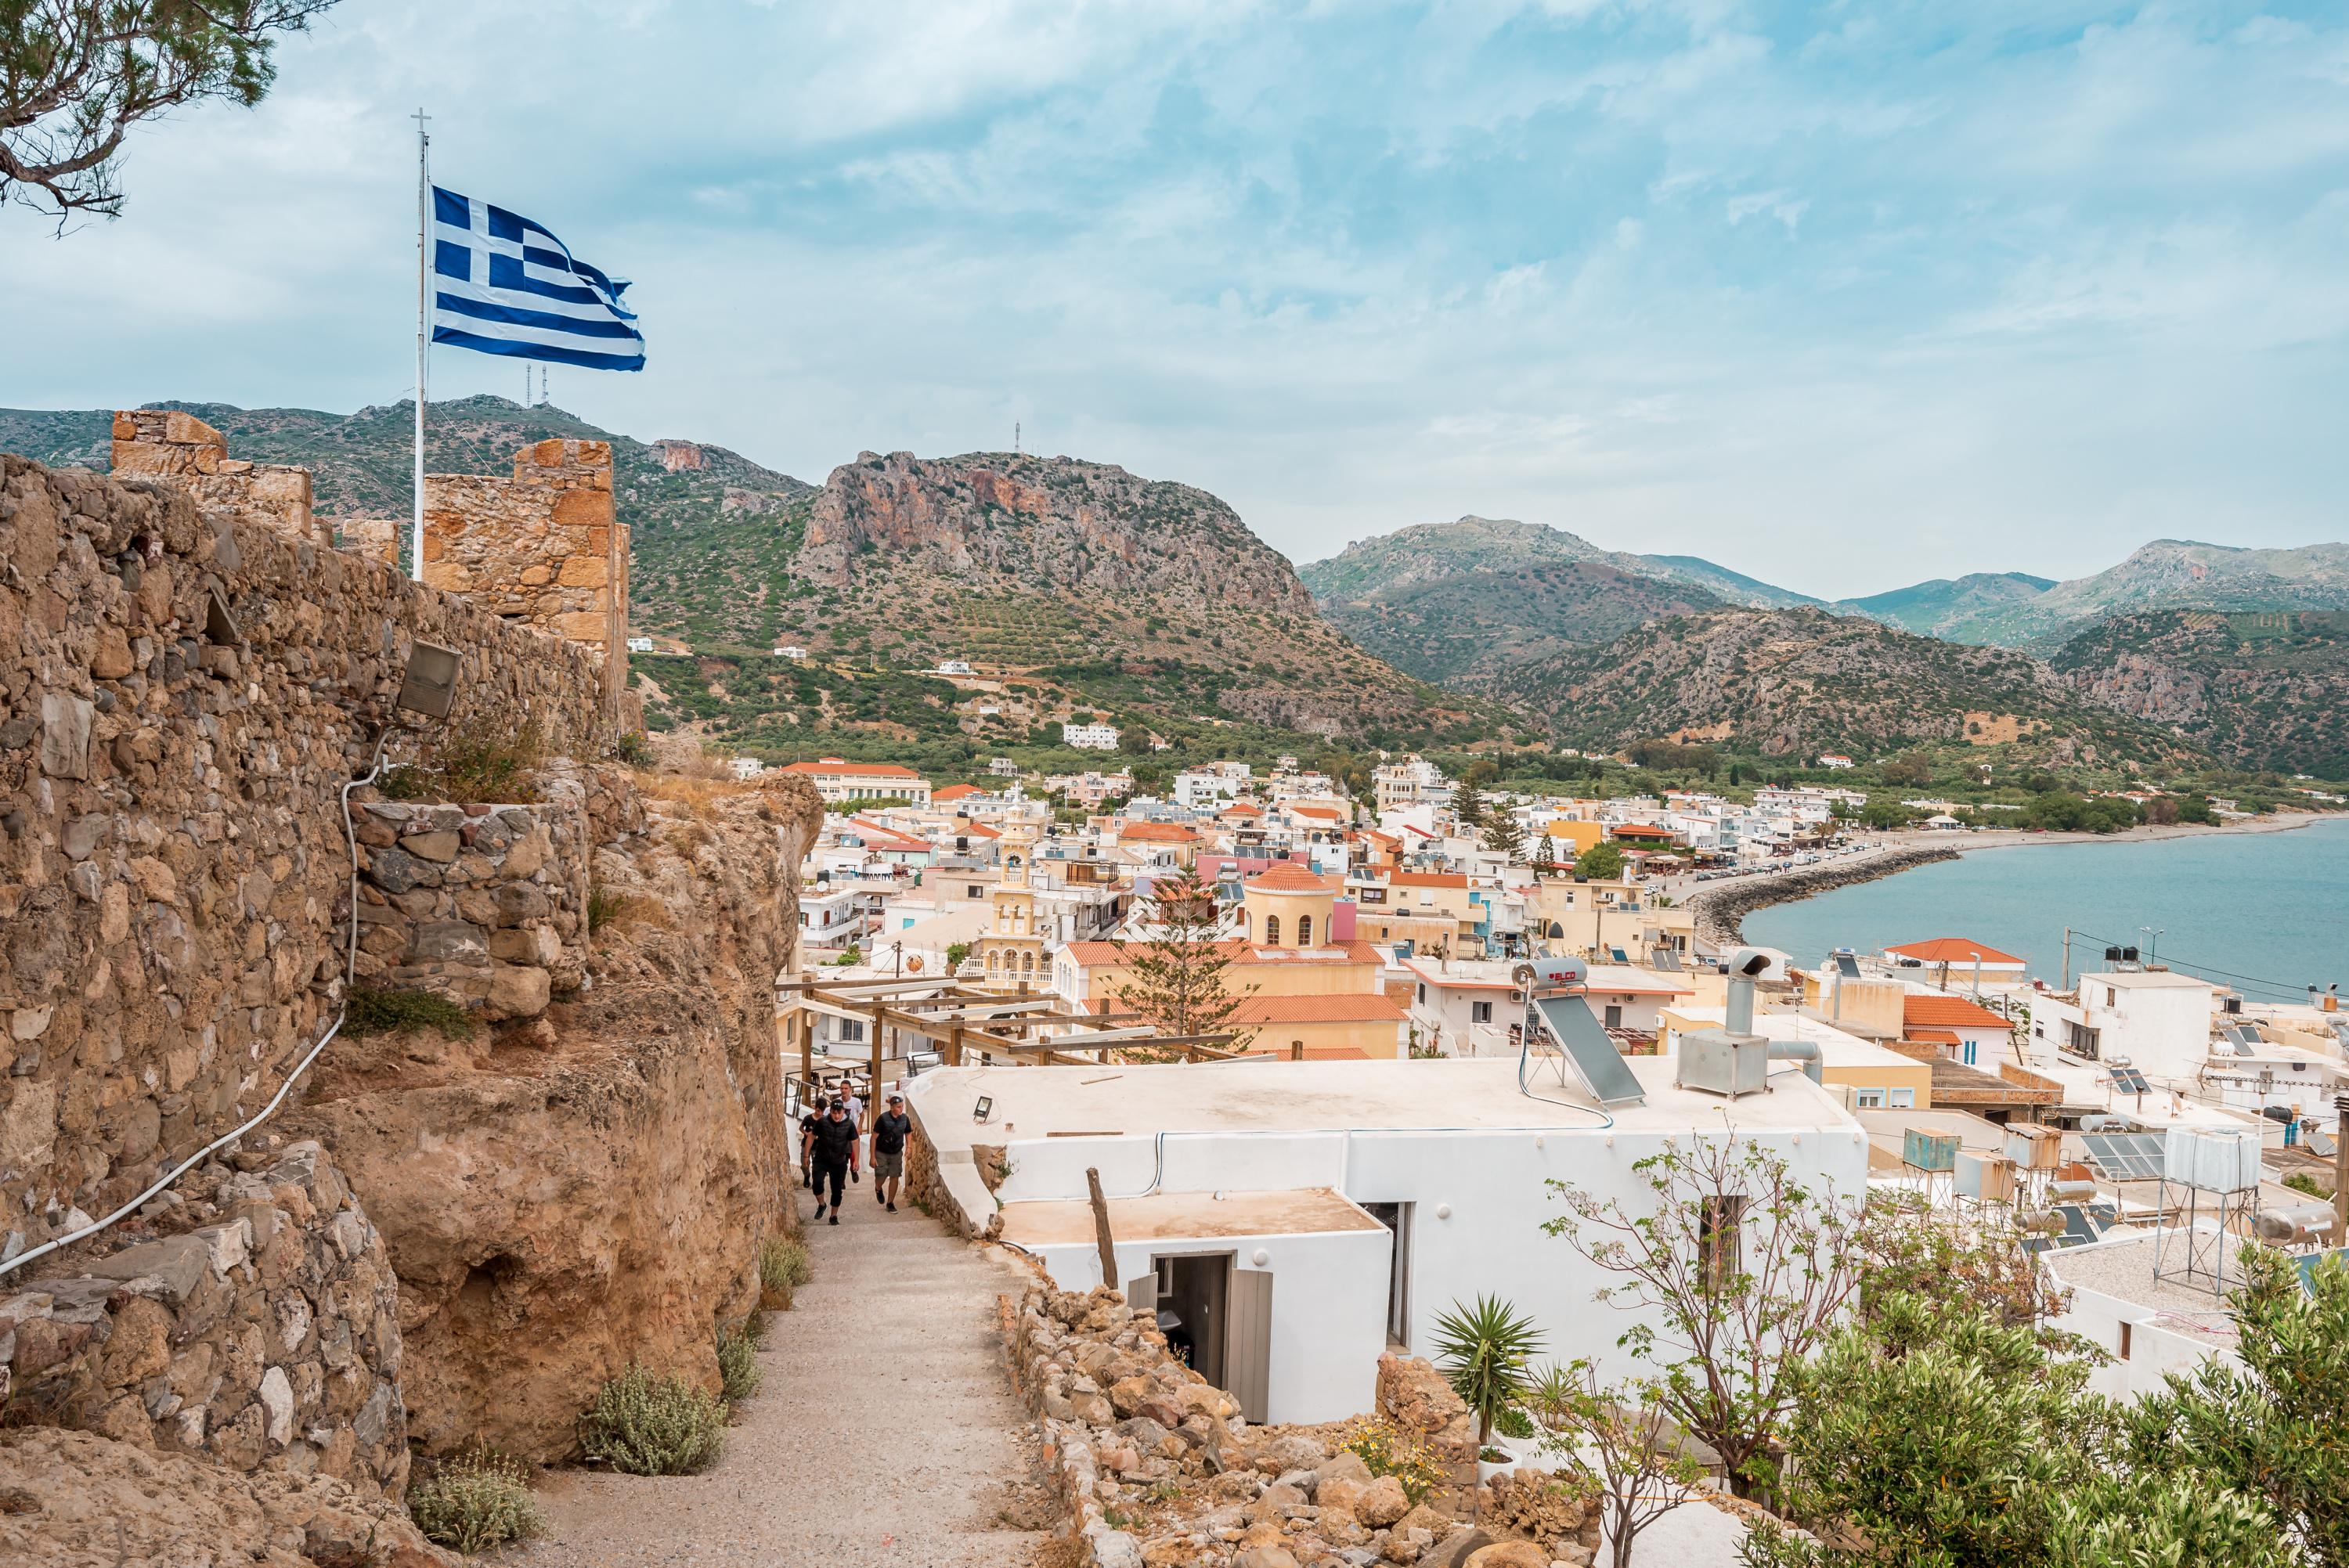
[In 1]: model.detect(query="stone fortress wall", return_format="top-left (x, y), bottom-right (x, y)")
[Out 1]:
top-left (0, 419), bottom-right (811, 1537)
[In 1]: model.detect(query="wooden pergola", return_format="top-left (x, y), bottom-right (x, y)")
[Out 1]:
top-left (776, 972), bottom-right (1241, 1112)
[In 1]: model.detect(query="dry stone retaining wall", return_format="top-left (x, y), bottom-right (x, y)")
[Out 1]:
top-left (352, 787), bottom-right (591, 1019)
top-left (0, 1139), bottom-right (408, 1498)
top-left (1009, 1280), bottom-right (1575, 1568)
top-left (0, 451), bottom-right (612, 1290)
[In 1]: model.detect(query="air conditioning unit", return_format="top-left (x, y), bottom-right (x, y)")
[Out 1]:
top-left (1675, 1029), bottom-right (1770, 1099)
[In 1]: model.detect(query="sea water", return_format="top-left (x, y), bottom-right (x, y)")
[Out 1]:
top-left (1743, 816), bottom-right (2349, 1005)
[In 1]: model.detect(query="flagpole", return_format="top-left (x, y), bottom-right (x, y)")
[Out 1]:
top-left (411, 107), bottom-right (430, 584)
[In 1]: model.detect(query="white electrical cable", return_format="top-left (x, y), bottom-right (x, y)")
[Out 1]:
top-left (0, 728), bottom-right (391, 1281)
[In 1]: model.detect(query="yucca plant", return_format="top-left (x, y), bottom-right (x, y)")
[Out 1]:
top-left (1431, 1295), bottom-right (1545, 1447)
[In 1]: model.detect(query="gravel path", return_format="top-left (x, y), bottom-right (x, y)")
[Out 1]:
top-left (511, 1184), bottom-right (1044, 1568)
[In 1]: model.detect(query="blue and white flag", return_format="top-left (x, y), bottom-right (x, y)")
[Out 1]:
top-left (429, 186), bottom-right (646, 371)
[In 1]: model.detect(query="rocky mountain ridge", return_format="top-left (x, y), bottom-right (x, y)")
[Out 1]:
top-left (1490, 606), bottom-right (2192, 764)
top-left (2049, 610), bottom-right (2349, 778)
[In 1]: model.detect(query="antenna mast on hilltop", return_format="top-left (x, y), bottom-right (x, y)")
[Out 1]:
top-left (1014, 420), bottom-right (1021, 456)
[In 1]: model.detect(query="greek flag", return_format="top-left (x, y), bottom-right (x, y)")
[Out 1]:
top-left (429, 186), bottom-right (645, 371)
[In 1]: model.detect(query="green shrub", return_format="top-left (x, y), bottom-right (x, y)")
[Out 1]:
top-left (1339, 1417), bottom-right (1447, 1505)
top-left (345, 986), bottom-right (472, 1041)
top-left (406, 1446), bottom-right (541, 1553)
top-left (613, 730), bottom-right (655, 766)
top-left (716, 1325), bottom-right (762, 1401)
top-left (759, 1238), bottom-right (811, 1308)
top-left (1494, 1405), bottom-right (1536, 1440)
top-left (579, 1365), bottom-right (727, 1476)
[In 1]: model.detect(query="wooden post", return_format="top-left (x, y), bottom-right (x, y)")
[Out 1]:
top-left (867, 1007), bottom-right (884, 1125)
top-left (797, 968), bottom-right (814, 1106)
top-left (1087, 1166), bottom-right (1119, 1295)
top-left (2333, 1090), bottom-right (2349, 1245)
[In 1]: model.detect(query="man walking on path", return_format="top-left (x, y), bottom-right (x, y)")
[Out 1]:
top-left (872, 1092), bottom-right (911, 1213)
top-left (809, 1098), bottom-right (861, 1224)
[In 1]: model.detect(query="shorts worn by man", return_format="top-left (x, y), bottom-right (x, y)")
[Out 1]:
top-left (809, 1100), bottom-right (861, 1225)
top-left (872, 1093), bottom-right (911, 1213)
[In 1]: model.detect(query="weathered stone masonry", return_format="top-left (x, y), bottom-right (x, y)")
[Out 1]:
top-left (0, 452), bottom-right (611, 1256)
top-left (421, 438), bottom-right (630, 722)
top-left (110, 409), bottom-right (321, 546)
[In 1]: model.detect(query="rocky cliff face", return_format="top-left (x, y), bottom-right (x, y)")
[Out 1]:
top-left (2052, 610), bottom-right (2349, 777)
top-left (285, 767), bottom-right (820, 1460)
top-left (694, 449), bottom-right (1470, 739)
top-left (799, 451), bottom-right (1320, 617)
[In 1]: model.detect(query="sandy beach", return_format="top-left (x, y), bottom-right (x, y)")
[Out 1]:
top-left (1879, 807), bottom-right (2329, 855)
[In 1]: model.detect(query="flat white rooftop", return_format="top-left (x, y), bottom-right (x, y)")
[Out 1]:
top-left (907, 1054), bottom-right (1854, 1157)
top-left (998, 1188), bottom-right (1381, 1248)
top-left (2083, 970), bottom-right (2213, 991)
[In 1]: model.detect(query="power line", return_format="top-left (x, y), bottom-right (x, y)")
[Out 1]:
top-left (2069, 928), bottom-right (2329, 999)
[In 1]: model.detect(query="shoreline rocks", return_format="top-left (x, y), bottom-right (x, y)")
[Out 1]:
top-left (1685, 848), bottom-right (1961, 947)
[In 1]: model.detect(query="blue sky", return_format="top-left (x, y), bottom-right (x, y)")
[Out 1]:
top-left (4, 1), bottom-right (2345, 597)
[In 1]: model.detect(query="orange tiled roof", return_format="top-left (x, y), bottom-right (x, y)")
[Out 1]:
top-left (1387, 871), bottom-right (1469, 889)
top-left (1908, 1029), bottom-right (1962, 1046)
top-left (1239, 1044), bottom-right (1374, 1061)
top-left (1118, 821), bottom-right (1201, 843)
top-left (1248, 862), bottom-right (1335, 892)
top-left (782, 759), bottom-right (924, 779)
top-left (1903, 994), bottom-right (2014, 1030)
top-left (933, 784), bottom-right (982, 802)
top-left (1888, 938), bottom-right (2025, 965)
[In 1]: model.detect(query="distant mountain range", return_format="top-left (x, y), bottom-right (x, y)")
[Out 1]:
top-left (1484, 606), bottom-right (2188, 765)
top-left (9, 401), bottom-right (2343, 778)
top-left (1305, 517), bottom-right (2349, 659)
top-left (2049, 610), bottom-right (2349, 780)
top-left (0, 400), bottom-right (1492, 759)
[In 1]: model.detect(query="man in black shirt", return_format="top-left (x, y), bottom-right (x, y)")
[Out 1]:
top-left (808, 1099), bottom-right (861, 1224)
top-left (871, 1093), bottom-right (911, 1213)
top-left (798, 1101), bottom-right (822, 1194)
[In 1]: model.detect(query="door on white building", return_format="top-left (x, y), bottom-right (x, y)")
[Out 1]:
top-left (1132, 1253), bottom-right (1239, 1394)
top-left (1362, 1202), bottom-right (1413, 1350)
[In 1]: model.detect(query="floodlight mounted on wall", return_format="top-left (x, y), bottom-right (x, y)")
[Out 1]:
top-left (396, 641), bottom-right (460, 720)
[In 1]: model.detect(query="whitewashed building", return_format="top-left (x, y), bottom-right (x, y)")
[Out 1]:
top-left (907, 1057), bottom-right (1866, 1425)
top-left (1063, 722), bottom-right (1122, 750)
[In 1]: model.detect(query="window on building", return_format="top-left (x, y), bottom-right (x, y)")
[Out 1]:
top-left (1855, 1087), bottom-right (1886, 1108)
top-left (1603, 1004), bottom-right (1624, 1029)
top-left (1416, 983), bottom-right (1426, 1004)
top-left (1472, 1000), bottom-right (1492, 1025)
top-left (2117, 1321), bottom-right (2133, 1361)
top-left (839, 1018), bottom-right (865, 1044)
top-left (1265, 914), bottom-right (1282, 945)
top-left (1889, 1088), bottom-right (1915, 1108)
top-left (1296, 915), bottom-right (1312, 946)
top-left (1961, 1040), bottom-right (1978, 1066)
top-left (1698, 1195), bottom-right (1747, 1292)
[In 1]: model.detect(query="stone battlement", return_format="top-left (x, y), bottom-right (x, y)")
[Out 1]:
top-left (110, 409), bottom-right (319, 544)
top-left (422, 438), bottom-right (630, 719)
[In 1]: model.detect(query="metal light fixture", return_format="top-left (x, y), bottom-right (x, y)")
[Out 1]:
top-left (396, 641), bottom-right (460, 719)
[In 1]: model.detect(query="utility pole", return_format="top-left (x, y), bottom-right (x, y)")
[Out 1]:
top-left (2334, 1090), bottom-right (2348, 1244)
top-left (2061, 928), bottom-right (2072, 991)
top-left (2138, 926), bottom-right (2164, 966)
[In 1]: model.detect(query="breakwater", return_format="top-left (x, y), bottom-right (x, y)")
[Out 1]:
top-left (1687, 848), bottom-right (1962, 947)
